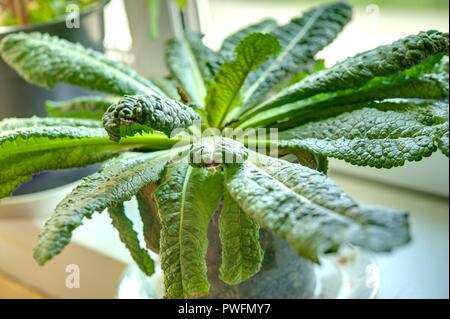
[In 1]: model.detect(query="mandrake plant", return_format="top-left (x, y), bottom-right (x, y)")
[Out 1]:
top-left (0, 2), bottom-right (448, 298)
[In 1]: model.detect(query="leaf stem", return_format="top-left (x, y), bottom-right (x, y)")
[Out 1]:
top-left (121, 133), bottom-right (180, 149)
top-left (1, 133), bottom-right (180, 158)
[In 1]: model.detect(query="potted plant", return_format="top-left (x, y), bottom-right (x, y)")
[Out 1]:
top-left (0, 1), bottom-right (448, 298)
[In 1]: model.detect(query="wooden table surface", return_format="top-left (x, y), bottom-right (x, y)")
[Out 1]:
top-left (0, 273), bottom-right (44, 299)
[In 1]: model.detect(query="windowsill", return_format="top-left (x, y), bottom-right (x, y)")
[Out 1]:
top-left (330, 153), bottom-right (449, 197)
top-left (328, 170), bottom-right (449, 298)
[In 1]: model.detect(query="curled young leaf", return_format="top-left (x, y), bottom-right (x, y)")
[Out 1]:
top-left (239, 61), bottom-right (449, 130)
top-left (0, 119), bottom-right (116, 199)
top-left (102, 94), bottom-right (200, 141)
top-left (437, 132), bottom-right (449, 156)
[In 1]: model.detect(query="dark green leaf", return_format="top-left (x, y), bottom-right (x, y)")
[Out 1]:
top-left (0, 119), bottom-right (119, 199)
top-left (150, 77), bottom-right (182, 101)
top-left (206, 33), bottom-right (281, 128)
top-left (0, 32), bottom-right (164, 96)
top-left (154, 163), bottom-right (223, 298)
top-left (219, 189), bottom-right (263, 285)
top-left (225, 155), bottom-right (410, 262)
top-left (277, 100), bottom-right (448, 168)
top-left (33, 150), bottom-right (171, 265)
top-left (258, 30), bottom-right (449, 111)
top-left (136, 183), bottom-right (161, 253)
top-left (0, 116), bottom-right (102, 130)
top-left (272, 59), bottom-right (326, 93)
top-left (241, 2), bottom-right (352, 107)
top-left (218, 19), bottom-right (278, 62)
top-left (108, 203), bottom-right (155, 276)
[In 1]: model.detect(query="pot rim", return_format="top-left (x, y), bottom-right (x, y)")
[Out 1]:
top-left (0, 180), bottom-right (79, 206)
top-left (0, 0), bottom-right (110, 36)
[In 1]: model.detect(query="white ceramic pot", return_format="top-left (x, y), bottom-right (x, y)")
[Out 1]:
top-left (0, 179), bottom-right (79, 219)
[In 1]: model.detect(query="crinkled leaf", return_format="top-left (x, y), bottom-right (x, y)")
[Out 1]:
top-left (0, 116), bottom-right (102, 130)
top-left (153, 163), bottom-right (222, 298)
top-left (257, 30), bottom-right (449, 111)
top-left (218, 19), bottom-right (278, 62)
top-left (277, 100), bottom-right (448, 168)
top-left (225, 155), bottom-right (410, 262)
top-left (166, 32), bottom-right (218, 106)
top-left (0, 118), bottom-right (129, 199)
top-left (33, 150), bottom-right (171, 265)
top-left (136, 183), bottom-right (161, 253)
top-left (241, 2), bottom-right (352, 107)
top-left (102, 94), bottom-right (200, 141)
top-left (219, 189), bottom-right (263, 285)
top-left (272, 59), bottom-right (326, 93)
top-left (206, 33), bottom-right (281, 128)
top-left (108, 203), bottom-right (155, 276)
top-left (0, 32), bottom-right (164, 96)
top-left (245, 56), bottom-right (448, 129)
top-left (45, 96), bottom-right (118, 120)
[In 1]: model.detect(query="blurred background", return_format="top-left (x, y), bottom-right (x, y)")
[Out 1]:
top-left (0, 0), bottom-right (448, 299)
